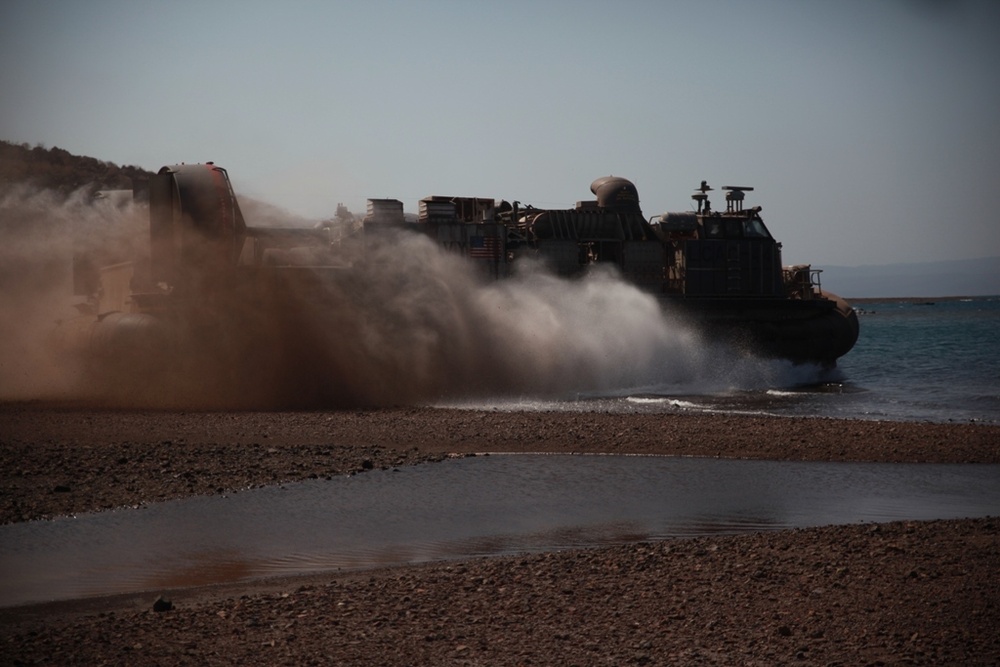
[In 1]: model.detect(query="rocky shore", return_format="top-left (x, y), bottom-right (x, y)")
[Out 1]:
top-left (3, 405), bottom-right (998, 524)
top-left (2, 404), bottom-right (998, 665)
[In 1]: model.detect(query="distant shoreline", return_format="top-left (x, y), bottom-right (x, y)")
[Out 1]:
top-left (846, 294), bottom-right (996, 303)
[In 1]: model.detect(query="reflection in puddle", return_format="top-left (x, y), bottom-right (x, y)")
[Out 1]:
top-left (2, 455), bottom-right (998, 607)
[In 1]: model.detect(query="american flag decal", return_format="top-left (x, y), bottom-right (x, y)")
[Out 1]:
top-left (469, 235), bottom-right (501, 259)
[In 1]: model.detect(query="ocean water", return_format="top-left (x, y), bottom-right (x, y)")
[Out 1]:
top-left (445, 296), bottom-right (1000, 424)
top-left (829, 296), bottom-right (1000, 423)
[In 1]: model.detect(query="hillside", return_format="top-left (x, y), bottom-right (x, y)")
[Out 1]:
top-left (0, 140), bottom-right (154, 196)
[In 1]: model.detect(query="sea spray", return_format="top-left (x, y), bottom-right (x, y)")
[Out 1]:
top-left (0, 187), bottom-right (812, 408)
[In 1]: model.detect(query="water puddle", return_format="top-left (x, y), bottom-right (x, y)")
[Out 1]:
top-left (2, 454), bottom-right (998, 607)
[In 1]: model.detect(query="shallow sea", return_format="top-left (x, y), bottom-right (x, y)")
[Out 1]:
top-left (827, 296), bottom-right (1000, 423)
top-left (444, 296), bottom-right (1000, 424)
top-left (4, 455), bottom-right (998, 606)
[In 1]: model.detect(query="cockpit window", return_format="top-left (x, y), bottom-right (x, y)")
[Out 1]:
top-left (703, 215), bottom-right (772, 239)
top-left (743, 215), bottom-right (771, 239)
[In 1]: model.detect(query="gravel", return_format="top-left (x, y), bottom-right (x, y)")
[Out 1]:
top-left (1, 404), bottom-right (998, 665)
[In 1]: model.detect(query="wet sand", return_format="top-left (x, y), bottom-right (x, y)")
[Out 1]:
top-left (2, 405), bottom-right (999, 665)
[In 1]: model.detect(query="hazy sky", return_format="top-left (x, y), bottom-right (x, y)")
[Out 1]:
top-left (2, 0), bottom-right (998, 267)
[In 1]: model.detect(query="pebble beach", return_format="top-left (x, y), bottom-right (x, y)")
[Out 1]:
top-left (2, 405), bottom-right (998, 665)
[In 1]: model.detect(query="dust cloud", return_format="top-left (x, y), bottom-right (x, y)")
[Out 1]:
top-left (0, 187), bottom-right (803, 409)
top-left (0, 184), bottom-right (147, 400)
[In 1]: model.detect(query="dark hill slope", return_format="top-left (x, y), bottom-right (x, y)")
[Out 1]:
top-left (0, 140), bottom-right (154, 196)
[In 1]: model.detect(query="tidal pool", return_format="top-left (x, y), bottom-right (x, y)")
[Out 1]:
top-left (2, 454), bottom-right (998, 607)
